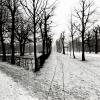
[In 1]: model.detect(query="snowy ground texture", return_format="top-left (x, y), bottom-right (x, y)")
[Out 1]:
top-left (0, 46), bottom-right (100, 100)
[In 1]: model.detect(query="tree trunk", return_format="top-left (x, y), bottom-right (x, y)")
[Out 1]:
top-left (95, 32), bottom-right (98, 54)
top-left (11, 14), bottom-right (15, 64)
top-left (33, 28), bottom-right (38, 71)
top-left (44, 12), bottom-right (48, 54)
top-left (48, 38), bottom-right (51, 53)
top-left (0, 24), bottom-right (6, 61)
top-left (22, 42), bottom-right (25, 56)
top-left (82, 2), bottom-right (85, 61)
top-left (20, 42), bottom-right (23, 56)
top-left (33, 1), bottom-right (38, 72)
top-left (43, 37), bottom-right (45, 55)
top-left (0, 0), bottom-right (6, 61)
top-left (82, 30), bottom-right (85, 61)
top-left (87, 36), bottom-right (91, 53)
top-left (70, 43), bottom-right (71, 56)
top-left (72, 36), bottom-right (75, 58)
top-left (62, 38), bottom-right (65, 55)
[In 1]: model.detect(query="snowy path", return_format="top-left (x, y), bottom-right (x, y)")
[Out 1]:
top-left (37, 47), bottom-right (100, 100)
top-left (0, 70), bottom-right (38, 100)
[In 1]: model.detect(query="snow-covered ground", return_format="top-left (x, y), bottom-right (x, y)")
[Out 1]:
top-left (1, 46), bottom-right (100, 100)
top-left (0, 69), bottom-right (38, 100)
top-left (0, 62), bottom-right (52, 100)
top-left (38, 47), bottom-right (100, 100)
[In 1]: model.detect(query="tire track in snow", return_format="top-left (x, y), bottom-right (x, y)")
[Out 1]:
top-left (56, 54), bottom-right (76, 100)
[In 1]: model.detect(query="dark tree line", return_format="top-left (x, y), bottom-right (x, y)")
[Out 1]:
top-left (0, 0), bottom-right (55, 71)
top-left (20, 0), bottom-right (55, 71)
top-left (85, 25), bottom-right (100, 54)
top-left (67, 25), bottom-right (100, 56)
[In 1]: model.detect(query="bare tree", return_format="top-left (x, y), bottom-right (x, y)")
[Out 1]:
top-left (62, 31), bottom-right (65, 54)
top-left (15, 15), bottom-right (31, 56)
top-left (74, 0), bottom-right (95, 61)
top-left (43, 4), bottom-right (55, 55)
top-left (69, 42), bottom-right (72, 56)
top-left (6, 0), bottom-right (20, 64)
top-left (69, 13), bottom-right (76, 58)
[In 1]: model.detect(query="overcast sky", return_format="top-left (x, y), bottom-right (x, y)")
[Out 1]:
top-left (52, 0), bottom-right (100, 41)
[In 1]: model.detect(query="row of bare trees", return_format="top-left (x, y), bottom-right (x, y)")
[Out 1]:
top-left (0, 0), bottom-right (31, 63)
top-left (85, 25), bottom-right (100, 54)
top-left (68, 25), bottom-right (100, 55)
top-left (68, 0), bottom-right (96, 61)
top-left (0, 0), bottom-right (55, 71)
top-left (20, 0), bottom-right (55, 71)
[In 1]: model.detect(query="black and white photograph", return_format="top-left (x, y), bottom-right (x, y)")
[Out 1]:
top-left (0, 0), bottom-right (100, 99)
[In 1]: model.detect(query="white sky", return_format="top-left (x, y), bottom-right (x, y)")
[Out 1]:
top-left (52, 0), bottom-right (100, 41)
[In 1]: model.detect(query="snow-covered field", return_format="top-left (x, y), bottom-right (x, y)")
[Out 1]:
top-left (0, 47), bottom-right (100, 100)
